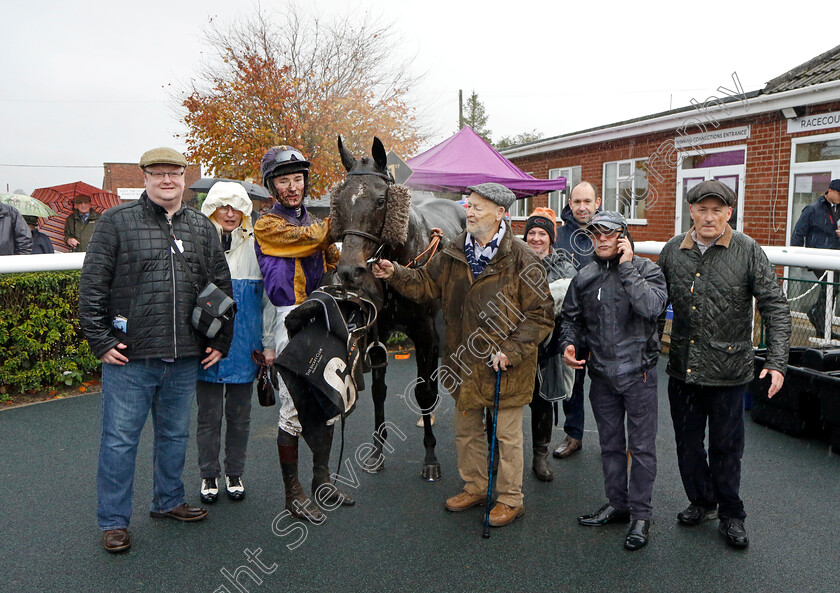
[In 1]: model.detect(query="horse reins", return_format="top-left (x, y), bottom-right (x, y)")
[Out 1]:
top-left (407, 228), bottom-right (444, 269)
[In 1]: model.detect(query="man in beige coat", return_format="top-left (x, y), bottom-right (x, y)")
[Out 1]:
top-left (374, 182), bottom-right (553, 527)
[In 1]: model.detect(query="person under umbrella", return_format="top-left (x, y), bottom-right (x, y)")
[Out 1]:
top-left (24, 216), bottom-right (55, 254)
top-left (64, 193), bottom-right (101, 252)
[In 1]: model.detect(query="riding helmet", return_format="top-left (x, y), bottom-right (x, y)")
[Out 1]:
top-left (260, 145), bottom-right (310, 198)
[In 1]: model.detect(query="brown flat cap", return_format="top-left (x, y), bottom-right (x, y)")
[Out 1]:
top-left (139, 147), bottom-right (188, 168)
top-left (686, 180), bottom-right (736, 207)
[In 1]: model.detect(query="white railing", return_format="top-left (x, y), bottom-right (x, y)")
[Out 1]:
top-left (635, 242), bottom-right (840, 347)
top-left (0, 252), bottom-right (86, 273)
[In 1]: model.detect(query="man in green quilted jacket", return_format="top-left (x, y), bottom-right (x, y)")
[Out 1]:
top-left (658, 180), bottom-right (790, 549)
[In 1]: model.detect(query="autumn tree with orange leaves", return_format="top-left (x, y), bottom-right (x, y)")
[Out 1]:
top-left (179, 7), bottom-right (423, 197)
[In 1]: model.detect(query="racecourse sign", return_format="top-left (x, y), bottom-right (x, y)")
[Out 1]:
top-left (787, 110), bottom-right (840, 134)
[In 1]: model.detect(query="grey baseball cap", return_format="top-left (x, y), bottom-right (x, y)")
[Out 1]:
top-left (467, 182), bottom-right (516, 211)
top-left (586, 210), bottom-right (627, 233)
top-left (686, 179), bottom-right (736, 206)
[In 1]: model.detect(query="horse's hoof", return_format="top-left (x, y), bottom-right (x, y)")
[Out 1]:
top-left (421, 464), bottom-right (441, 482)
top-left (360, 454), bottom-right (385, 474)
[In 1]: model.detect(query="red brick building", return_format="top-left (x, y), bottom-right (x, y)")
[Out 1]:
top-left (503, 45), bottom-right (840, 251)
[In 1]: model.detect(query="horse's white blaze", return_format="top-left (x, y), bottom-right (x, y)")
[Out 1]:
top-left (350, 187), bottom-right (363, 206)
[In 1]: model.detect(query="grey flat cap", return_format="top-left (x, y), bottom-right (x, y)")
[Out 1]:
top-left (140, 147), bottom-right (188, 168)
top-left (467, 182), bottom-right (516, 211)
top-left (686, 180), bottom-right (736, 207)
top-left (587, 210), bottom-right (627, 232)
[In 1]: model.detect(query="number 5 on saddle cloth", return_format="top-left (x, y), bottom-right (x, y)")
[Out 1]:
top-left (277, 286), bottom-right (379, 422)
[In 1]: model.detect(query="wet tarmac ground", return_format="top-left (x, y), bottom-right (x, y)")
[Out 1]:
top-left (1, 355), bottom-right (838, 593)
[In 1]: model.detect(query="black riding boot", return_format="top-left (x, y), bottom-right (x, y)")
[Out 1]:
top-left (531, 399), bottom-right (554, 482)
top-left (306, 428), bottom-right (355, 507)
top-left (277, 430), bottom-right (325, 523)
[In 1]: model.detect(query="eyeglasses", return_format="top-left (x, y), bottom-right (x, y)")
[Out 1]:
top-left (215, 205), bottom-right (239, 214)
top-left (145, 170), bottom-right (185, 179)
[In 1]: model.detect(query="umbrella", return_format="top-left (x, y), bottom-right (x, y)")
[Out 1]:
top-left (0, 193), bottom-right (57, 218)
top-left (190, 178), bottom-right (271, 200)
top-left (31, 181), bottom-right (122, 253)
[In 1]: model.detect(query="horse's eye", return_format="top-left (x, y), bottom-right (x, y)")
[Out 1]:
top-left (376, 198), bottom-right (386, 208)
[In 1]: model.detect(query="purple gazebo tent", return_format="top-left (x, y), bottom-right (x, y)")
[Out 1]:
top-left (405, 126), bottom-right (565, 198)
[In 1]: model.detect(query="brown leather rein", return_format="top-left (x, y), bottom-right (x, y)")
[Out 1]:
top-left (342, 228), bottom-right (444, 269)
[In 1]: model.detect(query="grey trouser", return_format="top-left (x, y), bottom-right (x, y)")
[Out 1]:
top-left (196, 380), bottom-right (253, 479)
top-left (589, 367), bottom-right (658, 520)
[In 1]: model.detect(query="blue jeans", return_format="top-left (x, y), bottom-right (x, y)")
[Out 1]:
top-left (97, 357), bottom-right (198, 530)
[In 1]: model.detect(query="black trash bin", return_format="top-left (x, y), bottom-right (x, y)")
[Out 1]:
top-left (800, 349), bottom-right (840, 449)
top-left (748, 347), bottom-right (822, 437)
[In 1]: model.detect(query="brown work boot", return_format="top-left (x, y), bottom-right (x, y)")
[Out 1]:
top-left (488, 502), bottom-right (525, 527)
top-left (553, 435), bottom-right (582, 459)
top-left (445, 490), bottom-right (485, 512)
top-left (102, 528), bottom-right (131, 553)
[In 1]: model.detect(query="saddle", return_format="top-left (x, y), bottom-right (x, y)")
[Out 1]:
top-left (277, 286), bottom-right (378, 420)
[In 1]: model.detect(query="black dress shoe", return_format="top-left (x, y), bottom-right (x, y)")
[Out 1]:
top-left (677, 504), bottom-right (717, 526)
top-left (624, 519), bottom-right (650, 550)
top-left (150, 503), bottom-right (208, 522)
top-left (719, 518), bottom-right (749, 548)
top-left (201, 478), bottom-right (219, 504)
top-left (578, 504), bottom-right (631, 526)
top-left (225, 476), bottom-right (245, 501)
top-left (102, 528), bottom-right (131, 553)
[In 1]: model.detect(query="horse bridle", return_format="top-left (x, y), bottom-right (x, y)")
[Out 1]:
top-left (341, 168), bottom-right (393, 249)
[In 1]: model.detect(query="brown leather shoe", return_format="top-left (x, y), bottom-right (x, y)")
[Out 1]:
top-left (553, 435), bottom-right (582, 459)
top-left (102, 528), bottom-right (131, 553)
top-left (149, 503), bottom-right (208, 522)
top-left (445, 490), bottom-right (485, 512)
top-left (488, 502), bottom-right (525, 527)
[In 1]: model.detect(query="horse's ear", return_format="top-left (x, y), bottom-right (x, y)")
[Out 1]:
top-left (338, 135), bottom-right (355, 172)
top-left (372, 137), bottom-right (388, 172)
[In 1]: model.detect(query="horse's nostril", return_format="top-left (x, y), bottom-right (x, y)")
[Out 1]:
top-left (352, 266), bottom-right (367, 282)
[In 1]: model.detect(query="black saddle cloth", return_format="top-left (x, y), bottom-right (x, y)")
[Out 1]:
top-left (277, 287), bottom-right (377, 421)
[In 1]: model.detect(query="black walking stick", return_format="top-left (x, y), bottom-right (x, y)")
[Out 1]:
top-left (482, 368), bottom-right (503, 539)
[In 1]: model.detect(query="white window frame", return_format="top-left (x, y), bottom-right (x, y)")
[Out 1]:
top-left (602, 158), bottom-right (650, 224)
top-left (787, 131), bottom-right (840, 245)
top-left (548, 166), bottom-right (581, 219)
top-left (509, 196), bottom-right (533, 220)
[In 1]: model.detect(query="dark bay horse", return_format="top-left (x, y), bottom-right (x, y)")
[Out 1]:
top-left (330, 136), bottom-right (466, 480)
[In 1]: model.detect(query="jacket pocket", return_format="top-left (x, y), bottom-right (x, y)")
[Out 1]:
top-left (706, 340), bottom-right (753, 382)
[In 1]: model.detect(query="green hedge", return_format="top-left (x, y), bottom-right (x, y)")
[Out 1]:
top-left (0, 271), bottom-right (99, 397)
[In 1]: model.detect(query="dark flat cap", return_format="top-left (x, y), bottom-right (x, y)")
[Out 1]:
top-left (467, 182), bottom-right (516, 211)
top-left (686, 180), bottom-right (736, 206)
top-left (829, 179), bottom-right (840, 192)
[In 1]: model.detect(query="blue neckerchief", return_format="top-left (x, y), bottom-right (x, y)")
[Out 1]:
top-left (464, 224), bottom-right (505, 278)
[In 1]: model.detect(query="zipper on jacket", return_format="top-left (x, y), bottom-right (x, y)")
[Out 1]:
top-left (168, 217), bottom-right (178, 359)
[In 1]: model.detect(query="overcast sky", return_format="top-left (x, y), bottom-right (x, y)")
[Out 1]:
top-left (2, 0), bottom-right (835, 194)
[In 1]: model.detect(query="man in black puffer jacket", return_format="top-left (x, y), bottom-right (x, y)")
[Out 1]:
top-left (658, 180), bottom-right (790, 550)
top-left (790, 179), bottom-right (840, 337)
top-left (80, 147), bottom-right (233, 554)
top-left (559, 211), bottom-right (667, 551)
